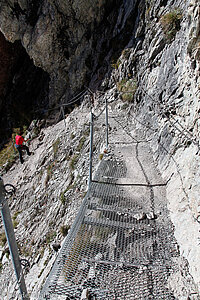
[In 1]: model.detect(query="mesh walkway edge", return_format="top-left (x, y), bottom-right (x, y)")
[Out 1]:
top-left (39, 142), bottom-right (180, 299)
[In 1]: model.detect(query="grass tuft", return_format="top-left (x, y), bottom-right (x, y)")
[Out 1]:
top-left (160, 9), bottom-right (182, 42)
top-left (52, 138), bottom-right (60, 158)
top-left (60, 225), bottom-right (70, 237)
top-left (117, 78), bottom-right (138, 102)
top-left (76, 136), bottom-right (86, 152)
top-left (69, 154), bottom-right (79, 170)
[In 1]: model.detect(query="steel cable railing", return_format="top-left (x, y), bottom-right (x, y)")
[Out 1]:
top-left (39, 94), bottom-right (110, 299)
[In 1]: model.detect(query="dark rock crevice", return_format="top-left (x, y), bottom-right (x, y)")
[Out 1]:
top-left (0, 35), bottom-right (49, 146)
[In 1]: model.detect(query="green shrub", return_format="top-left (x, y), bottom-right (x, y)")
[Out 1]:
top-left (99, 153), bottom-right (104, 160)
top-left (46, 231), bottom-right (56, 244)
top-left (60, 192), bottom-right (66, 205)
top-left (0, 140), bottom-right (17, 170)
top-left (121, 48), bottom-right (131, 59)
top-left (160, 9), bottom-right (182, 42)
top-left (111, 58), bottom-right (121, 69)
top-left (13, 211), bottom-right (20, 221)
top-left (60, 225), bottom-right (70, 237)
top-left (13, 219), bottom-right (19, 229)
top-left (117, 78), bottom-right (138, 102)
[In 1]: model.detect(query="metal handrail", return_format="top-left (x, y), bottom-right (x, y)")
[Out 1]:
top-left (0, 178), bottom-right (29, 300)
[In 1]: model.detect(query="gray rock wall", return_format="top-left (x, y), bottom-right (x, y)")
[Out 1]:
top-left (106, 0), bottom-right (200, 289)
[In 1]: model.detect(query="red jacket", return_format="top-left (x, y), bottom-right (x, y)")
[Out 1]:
top-left (15, 135), bottom-right (24, 145)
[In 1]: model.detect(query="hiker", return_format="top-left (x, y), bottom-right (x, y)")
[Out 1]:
top-left (15, 134), bottom-right (31, 164)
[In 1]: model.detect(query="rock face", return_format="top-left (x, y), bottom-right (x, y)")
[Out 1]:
top-left (0, 32), bottom-right (50, 145)
top-left (0, 0), bottom-right (144, 104)
top-left (0, 0), bottom-right (200, 297)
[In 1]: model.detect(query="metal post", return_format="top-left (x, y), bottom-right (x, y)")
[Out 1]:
top-left (105, 98), bottom-right (109, 148)
top-left (0, 178), bottom-right (29, 300)
top-left (61, 106), bottom-right (67, 129)
top-left (88, 112), bottom-right (94, 187)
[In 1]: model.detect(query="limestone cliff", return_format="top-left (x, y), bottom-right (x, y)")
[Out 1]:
top-left (0, 0), bottom-right (144, 104)
top-left (0, 0), bottom-right (199, 297)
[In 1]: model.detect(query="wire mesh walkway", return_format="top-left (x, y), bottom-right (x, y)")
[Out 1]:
top-left (40, 107), bottom-right (181, 299)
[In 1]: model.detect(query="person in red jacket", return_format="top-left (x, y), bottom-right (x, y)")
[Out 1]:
top-left (15, 134), bottom-right (31, 164)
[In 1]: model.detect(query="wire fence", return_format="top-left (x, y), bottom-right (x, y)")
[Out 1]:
top-left (39, 90), bottom-right (185, 299)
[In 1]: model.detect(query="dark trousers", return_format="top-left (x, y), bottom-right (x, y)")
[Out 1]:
top-left (15, 144), bottom-right (31, 164)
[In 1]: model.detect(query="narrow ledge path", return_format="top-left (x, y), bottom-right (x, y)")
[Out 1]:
top-left (40, 106), bottom-right (199, 299)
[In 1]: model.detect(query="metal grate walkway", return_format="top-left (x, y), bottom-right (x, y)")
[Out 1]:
top-left (40, 111), bottom-right (180, 299)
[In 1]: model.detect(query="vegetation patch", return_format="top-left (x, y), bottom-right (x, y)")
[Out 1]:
top-left (46, 231), bottom-right (56, 244)
top-left (160, 9), bottom-right (182, 42)
top-left (83, 128), bottom-right (90, 137)
top-left (13, 211), bottom-right (21, 221)
top-left (121, 48), bottom-right (131, 60)
top-left (52, 138), bottom-right (60, 158)
top-left (0, 140), bottom-right (17, 171)
top-left (0, 232), bottom-right (7, 247)
top-left (60, 225), bottom-right (70, 237)
top-left (13, 219), bottom-right (19, 229)
top-left (111, 58), bottom-right (121, 70)
top-left (117, 78), bottom-right (138, 102)
top-left (76, 136), bottom-right (86, 152)
top-left (69, 154), bottom-right (79, 170)
top-left (60, 191), bottom-right (67, 205)
top-left (99, 153), bottom-right (104, 160)
top-left (19, 245), bottom-right (31, 257)
top-left (121, 103), bottom-right (129, 110)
